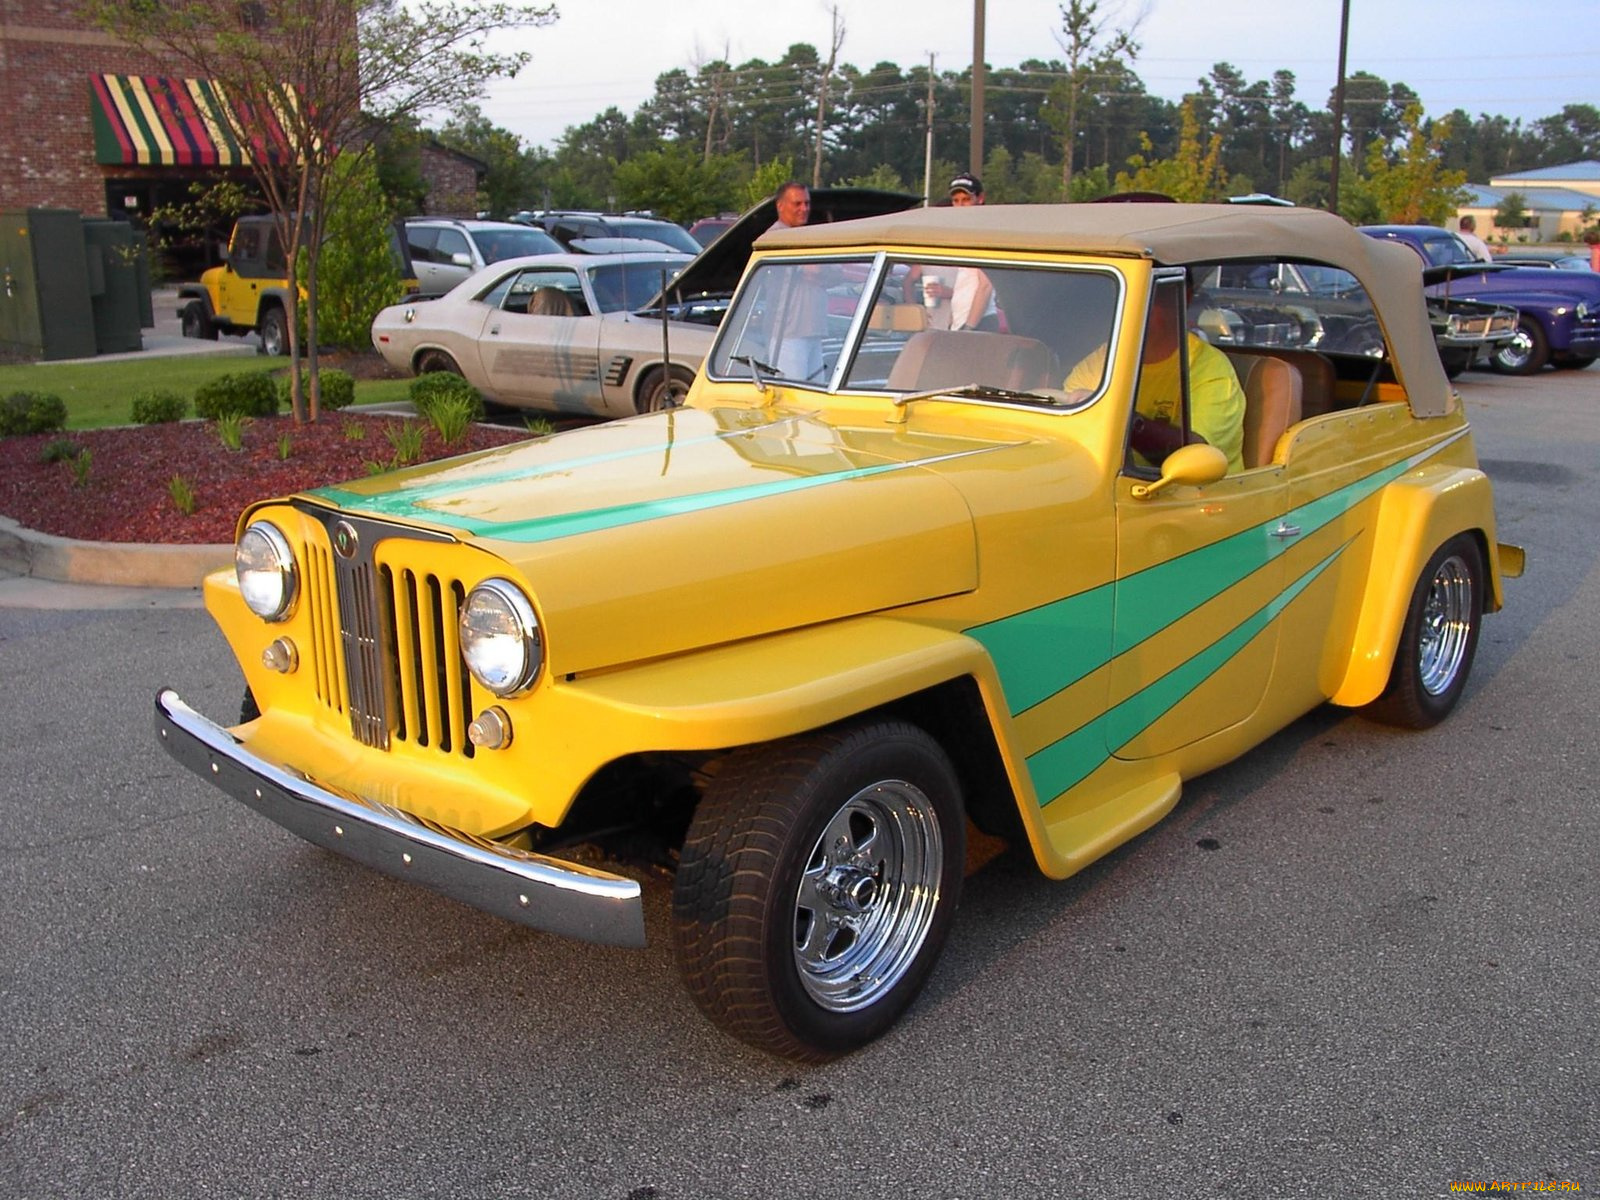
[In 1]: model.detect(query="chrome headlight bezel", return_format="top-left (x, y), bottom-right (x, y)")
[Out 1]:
top-left (459, 578), bottom-right (543, 697)
top-left (236, 520), bottom-right (298, 622)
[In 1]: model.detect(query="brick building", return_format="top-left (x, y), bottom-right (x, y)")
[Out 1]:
top-left (1, 0), bottom-right (485, 230)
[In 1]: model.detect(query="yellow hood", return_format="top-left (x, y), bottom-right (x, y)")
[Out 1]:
top-left (305, 406), bottom-right (1020, 673)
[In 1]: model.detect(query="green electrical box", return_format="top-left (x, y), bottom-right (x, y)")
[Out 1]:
top-left (0, 209), bottom-right (97, 360)
top-left (83, 218), bottom-right (145, 354)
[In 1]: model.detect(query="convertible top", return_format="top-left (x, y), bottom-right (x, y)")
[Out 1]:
top-left (758, 203), bottom-right (1454, 417)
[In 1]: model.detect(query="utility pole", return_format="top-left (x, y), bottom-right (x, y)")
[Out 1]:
top-left (970, 0), bottom-right (986, 174)
top-left (924, 53), bottom-right (936, 205)
top-left (1329, 0), bottom-right (1350, 214)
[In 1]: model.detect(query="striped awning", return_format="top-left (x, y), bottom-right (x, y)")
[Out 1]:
top-left (90, 74), bottom-right (300, 167)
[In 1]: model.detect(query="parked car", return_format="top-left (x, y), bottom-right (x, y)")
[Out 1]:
top-left (374, 189), bottom-right (922, 417)
top-left (1494, 251), bottom-right (1595, 272)
top-left (687, 214), bottom-right (739, 246)
top-left (511, 210), bottom-right (703, 256)
top-left (1191, 259), bottom-right (1517, 378)
top-left (161, 202), bottom-right (1520, 1061)
top-left (403, 218), bottom-right (563, 298)
top-left (1361, 225), bottom-right (1600, 373)
top-left (372, 251), bottom-right (705, 416)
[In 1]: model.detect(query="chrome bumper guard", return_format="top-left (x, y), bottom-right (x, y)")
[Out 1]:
top-left (154, 689), bottom-right (646, 948)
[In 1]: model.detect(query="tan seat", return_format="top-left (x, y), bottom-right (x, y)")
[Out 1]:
top-left (1226, 352), bottom-right (1303, 468)
top-left (886, 330), bottom-right (1056, 392)
top-left (1268, 349), bottom-right (1337, 417)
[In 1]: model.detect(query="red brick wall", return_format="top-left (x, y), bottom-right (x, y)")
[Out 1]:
top-left (419, 148), bottom-right (482, 217)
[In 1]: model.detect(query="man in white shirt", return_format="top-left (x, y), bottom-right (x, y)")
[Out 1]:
top-left (1457, 214), bottom-right (1495, 262)
top-left (919, 174), bottom-right (1000, 331)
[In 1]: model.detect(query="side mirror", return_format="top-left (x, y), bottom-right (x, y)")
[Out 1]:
top-left (1131, 442), bottom-right (1228, 499)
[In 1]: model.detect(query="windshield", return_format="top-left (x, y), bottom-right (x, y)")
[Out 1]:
top-left (589, 259), bottom-right (687, 313)
top-left (710, 256), bottom-right (1121, 404)
top-left (475, 227), bottom-right (563, 263)
top-left (608, 220), bottom-right (702, 255)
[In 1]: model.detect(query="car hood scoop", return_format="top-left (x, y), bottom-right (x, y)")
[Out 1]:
top-left (307, 405), bottom-right (1012, 674)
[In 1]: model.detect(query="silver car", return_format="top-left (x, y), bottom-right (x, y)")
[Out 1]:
top-left (371, 252), bottom-right (712, 417)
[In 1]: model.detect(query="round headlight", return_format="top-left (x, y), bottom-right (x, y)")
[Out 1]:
top-left (460, 578), bottom-right (542, 696)
top-left (236, 521), bottom-right (298, 622)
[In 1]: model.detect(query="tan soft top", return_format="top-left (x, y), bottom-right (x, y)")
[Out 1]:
top-left (759, 203), bottom-right (1452, 416)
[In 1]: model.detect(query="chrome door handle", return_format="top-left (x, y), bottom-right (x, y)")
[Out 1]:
top-left (1271, 522), bottom-right (1302, 540)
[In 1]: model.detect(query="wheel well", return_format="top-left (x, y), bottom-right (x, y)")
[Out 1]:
top-left (548, 676), bottom-right (1024, 869)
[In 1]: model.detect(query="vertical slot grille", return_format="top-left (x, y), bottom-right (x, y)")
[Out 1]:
top-left (292, 505), bottom-right (472, 759)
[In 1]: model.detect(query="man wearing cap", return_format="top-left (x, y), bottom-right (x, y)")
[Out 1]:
top-left (919, 174), bottom-right (1000, 332)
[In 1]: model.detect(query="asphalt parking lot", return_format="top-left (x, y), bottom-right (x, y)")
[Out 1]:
top-left (0, 366), bottom-right (1595, 1198)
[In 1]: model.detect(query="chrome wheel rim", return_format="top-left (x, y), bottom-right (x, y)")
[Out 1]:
top-left (262, 316), bottom-right (285, 356)
top-left (792, 781), bottom-right (943, 1013)
top-left (1496, 329), bottom-right (1533, 371)
top-left (1419, 553), bottom-right (1474, 695)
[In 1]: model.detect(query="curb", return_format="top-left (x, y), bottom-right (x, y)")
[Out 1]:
top-left (0, 515), bottom-right (230, 589)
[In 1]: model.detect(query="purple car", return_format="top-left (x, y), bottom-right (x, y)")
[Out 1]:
top-left (1361, 225), bottom-right (1600, 374)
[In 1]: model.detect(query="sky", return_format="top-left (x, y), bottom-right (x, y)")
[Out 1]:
top-left (471, 0), bottom-right (1599, 152)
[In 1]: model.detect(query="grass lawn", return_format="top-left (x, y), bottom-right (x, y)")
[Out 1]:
top-left (0, 354), bottom-right (414, 430)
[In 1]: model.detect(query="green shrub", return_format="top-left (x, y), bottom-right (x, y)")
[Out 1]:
top-left (130, 388), bottom-right (188, 425)
top-left (0, 391), bottom-right (68, 436)
top-left (425, 392), bottom-right (477, 444)
top-left (38, 438), bottom-right (85, 463)
top-left (168, 475), bottom-right (197, 515)
top-left (384, 420), bottom-right (425, 464)
top-left (215, 412), bottom-right (247, 451)
top-left (278, 367), bottom-right (355, 412)
top-left (409, 372), bottom-right (484, 423)
top-left (193, 371), bottom-right (279, 420)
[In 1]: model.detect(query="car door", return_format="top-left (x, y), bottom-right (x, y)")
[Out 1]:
top-left (1110, 272), bottom-right (1288, 759)
top-left (481, 266), bottom-right (605, 412)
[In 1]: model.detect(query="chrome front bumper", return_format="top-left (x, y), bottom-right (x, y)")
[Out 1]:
top-left (154, 689), bottom-right (646, 947)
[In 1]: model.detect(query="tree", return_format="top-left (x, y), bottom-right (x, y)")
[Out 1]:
top-left (1495, 191), bottom-right (1530, 230)
top-left (87, 0), bottom-right (555, 421)
top-left (612, 144), bottom-right (743, 224)
top-left (1115, 99), bottom-right (1226, 201)
top-left (1362, 103), bottom-right (1469, 224)
top-left (305, 152), bottom-right (401, 349)
top-left (1045, 0), bottom-right (1141, 199)
top-left (437, 104), bottom-right (544, 216)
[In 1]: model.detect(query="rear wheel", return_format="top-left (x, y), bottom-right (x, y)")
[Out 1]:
top-left (672, 720), bottom-right (965, 1061)
top-left (1366, 535), bottom-right (1484, 729)
top-left (180, 301), bottom-right (218, 340)
top-left (415, 349), bottom-right (462, 375)
top-left (258, 306), bottom-right (289, 357)
top-left (1490, 317), bottom-right (1548, 375)
top-left (636, 365), bottom-right (692, 413)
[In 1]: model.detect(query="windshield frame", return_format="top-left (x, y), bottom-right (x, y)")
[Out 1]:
top-left (706, 250), bottom-right (1130, 415)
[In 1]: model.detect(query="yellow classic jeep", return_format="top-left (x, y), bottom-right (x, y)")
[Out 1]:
top-left (157, 203), bottom-right (1521, 1060)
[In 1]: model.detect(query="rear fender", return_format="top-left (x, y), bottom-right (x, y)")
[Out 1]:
top-left (1330, 467), bottom-right (1502, 707)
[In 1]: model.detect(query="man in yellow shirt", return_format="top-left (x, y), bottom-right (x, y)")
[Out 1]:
top-left (1064, 277), bottom-right (1245, 474)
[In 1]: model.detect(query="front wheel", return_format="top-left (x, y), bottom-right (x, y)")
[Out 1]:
top-left (1366, 535), bottom-right (1484, 729)
top-left (258, 306), bottom-right (289, 357)
top-left (1553, 355), bottom-right (1595, 371)
top-left (636, 365), bottom-right (692, 413)
top-left (672, 721), bottom-right (965, 1061)
top-left (1491, 317), bottom-right (1548, 375)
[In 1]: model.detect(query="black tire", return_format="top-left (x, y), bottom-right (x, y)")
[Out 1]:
top-left (258, 306), bottom-right (289, 357)
top-left (672, 720), bottom-right (965, 1061)
top-left (1490, 317), bottom-right (1548, 375)
top-left (1553, 355), bottom-right (1595, 371)
top-left (636, 365), bottom-right (692, 413)
top-left (180, 300), bottom-right (218, 341)
top-left (240, 687), bottom-right (261, 724)
top-left (415, 349), bottom-right (463, 376)
top-left (1438, 348), bottom-right (1469, 379)
top-left (1366, 535), bottom-right (1484, 729)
